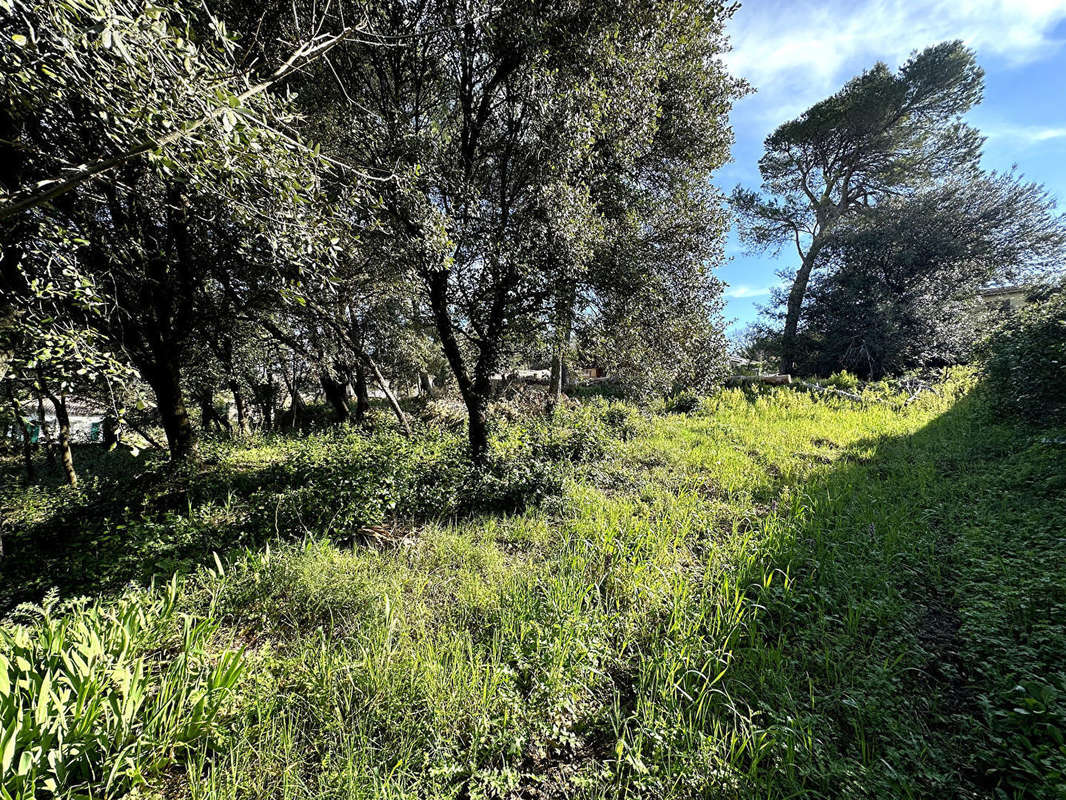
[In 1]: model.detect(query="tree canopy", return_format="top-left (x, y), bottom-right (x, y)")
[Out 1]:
top-left (733, 41), bottom-right (985, 372)
top-left (1, 0), bottom-right (744, 466)
top-left (747, 171), bottom-right (1066, 378)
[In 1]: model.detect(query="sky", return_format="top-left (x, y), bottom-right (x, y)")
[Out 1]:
top-left (715, 0), bottom-right (1066, 333)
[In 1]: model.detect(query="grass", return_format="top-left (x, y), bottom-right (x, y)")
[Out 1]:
top-left (2, 373), bottom-right (1065, 797)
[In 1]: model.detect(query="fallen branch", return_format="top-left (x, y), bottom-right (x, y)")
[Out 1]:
top-left (794, 381), bottom-right (865, 403)
top-left (126, 422), bottom-right (165, 451)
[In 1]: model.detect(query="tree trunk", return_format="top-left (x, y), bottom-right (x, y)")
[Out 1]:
top-left (7, 389), bottom-right (34, 481)
top-left (229, 380), bottom-right (249, 436)
top-left (261, 392), bottom-right (273, 429)
top-left (467, 394), bottom-right (490, 466)
top-left (43, 391), bottom-right (77, 487)
top-left (18, 413), bottom-right (34, 481)
top-left (321, 371), bottom-right (351, 423)
top-left (780, 243), bottom-right (825, 375)
top-left (547, 353), bottom-right (564, 412)
top-left (147, 359), bottom-right (196, 461)
top-left (102, 414), bottom-right (119, 448)
top-left (199, 388), bottom-right (228, 433)
top-left (254, 379), bottom-right (275, 430)
top-left (286, 382), bottom-right (305, 430)
top-left (424, 269), bottom-right (491, 465)
top-left (365, 355), bottom-right (411, 436)
top-left (353, 362), bottom-right (370, 423)
top-left (36, 391), bottom-right (55, 465)
top-left (418, 370), bottom-right (437, 397)
top-left (546, 284), bottom-right (575, 412)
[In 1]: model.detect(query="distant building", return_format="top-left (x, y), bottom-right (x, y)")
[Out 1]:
top-left (20, 398), bottom-right (107, 444)
top-left (977, 284), bottom-right (1031, 314)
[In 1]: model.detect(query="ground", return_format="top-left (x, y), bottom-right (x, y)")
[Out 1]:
top-left (2, 374), bottom-right (1065, 799)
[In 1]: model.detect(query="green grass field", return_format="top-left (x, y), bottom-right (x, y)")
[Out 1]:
top-left (3, 374), bottom-right (1065, 798)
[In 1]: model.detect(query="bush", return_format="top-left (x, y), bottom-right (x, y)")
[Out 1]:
top-left (0, 580), bottom-right (242, 800)
top-left (823, 370), bottom-right (860, 391)
top-left (281, 428), bottom-right (469, 534)
top-left (664, 391), bottom-right (700, 414)
top-left (600, 400), bottom-right (646, 441)
top-left (980, 287), bottom-right (1066, 423)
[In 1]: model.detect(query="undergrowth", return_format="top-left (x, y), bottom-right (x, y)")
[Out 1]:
top-left (2, 370), bottom-right (1064, 798)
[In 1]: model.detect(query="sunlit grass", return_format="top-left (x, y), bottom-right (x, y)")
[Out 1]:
top-left (4, 373), bottom-right (1064, 798)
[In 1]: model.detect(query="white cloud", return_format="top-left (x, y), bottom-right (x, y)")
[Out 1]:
top-left (982, 122), bottom-right (1066, 143)
top-left (725, 284), bottom-right (775, 298)
top-left (725, 0), bottom-right (1066, 127)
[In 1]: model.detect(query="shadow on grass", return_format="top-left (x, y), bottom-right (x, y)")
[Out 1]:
top-left (3, 390), bottom-right (1063, 798)
top-left (722, 390), bottom-right (1066, 797)
top-left (0, 421), bottom-right (563, 613)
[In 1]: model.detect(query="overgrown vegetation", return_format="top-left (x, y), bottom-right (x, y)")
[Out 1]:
top-left (3, 374), bottom-right (1064, 798)
top-left (1, 580), bottom-right (241, 799)
top-left (0, 399), bottom-right (631, 608)
top-left (980, 283), bottom-right (1066, 423)
top-left (2, 3), bottom-right (1064, 796)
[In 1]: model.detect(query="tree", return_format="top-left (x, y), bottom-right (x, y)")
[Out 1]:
top-left (580, 184), bottom-right (731, 398)
top-left (333, 0), bottom-right (743, 462)
top-left (211, 0), bottom-right (741, 460)
top-left (1, 0), bottom-right (343, 460)
top-left (786, 172), bottom-right (1066, 378)
top-left (0, 300), bottom-right (135, 485)
top-left (732, 41), bottom-right (984, 373)
top-left (0, 0), bottom-right (364, 220)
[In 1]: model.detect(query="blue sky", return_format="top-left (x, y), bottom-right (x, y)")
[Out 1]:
top-left (715, 0), bottom-right (1066, 332)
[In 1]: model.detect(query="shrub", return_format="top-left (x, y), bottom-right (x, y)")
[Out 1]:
top-left (600, 401), bottom-right (646, 441)
top-left (979, 287), bottom-right (1066, 423)
top-left (664, 391), bottom-right (701, 414)
top-left (0, 580), bottom-right (242, 800)
top-left (823, 370), bottom-right (860, 391)
top-left (280, 428), bottom-right (470, 534)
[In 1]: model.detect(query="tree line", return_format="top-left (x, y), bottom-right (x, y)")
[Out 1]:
top-left (1, 0), bottom-right (746, 471)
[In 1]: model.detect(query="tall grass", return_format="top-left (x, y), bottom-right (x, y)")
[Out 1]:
top-left (4, 370), bottom-right (1063, 798)
top-left (0, 579), bottom-right (242, 799)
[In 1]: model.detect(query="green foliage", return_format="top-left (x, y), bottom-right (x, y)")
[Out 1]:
top-left (0, 407), bottom-right (643, 608)
top-left (979, 286), bottom-right (1066, 422)
top-left (0, 0), bottom-right (327, 218)
top-left (599, 400), bottom-right (647, 441)
top-left (823, 370), bottom-right (860, 390)
top-left (663, 390), bottom-right (701, 414)
top-left (0, 580), bottom-right (242, 800)
top-left (790, 176), bottom-right (1066, 378)
top-left (280, 428), bottom-right (469, 532)
top-left (733, 41), bottom-right (987, 371)
top-left (4, 368), bottom-right (1062, 798)
top-left (1, 0), bottom-right (345, 461)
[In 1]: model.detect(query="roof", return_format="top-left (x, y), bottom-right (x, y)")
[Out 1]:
top-left (977, 284), bottom-right (1029, 297)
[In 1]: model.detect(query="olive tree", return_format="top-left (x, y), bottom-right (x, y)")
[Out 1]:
top-left (1, 0), bottom-right (345, 459)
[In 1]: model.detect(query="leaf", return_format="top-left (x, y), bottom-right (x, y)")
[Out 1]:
top-left (10, 34), bottom-right (27, 47)
top-left (0, 721), bottom-right (16, 776)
